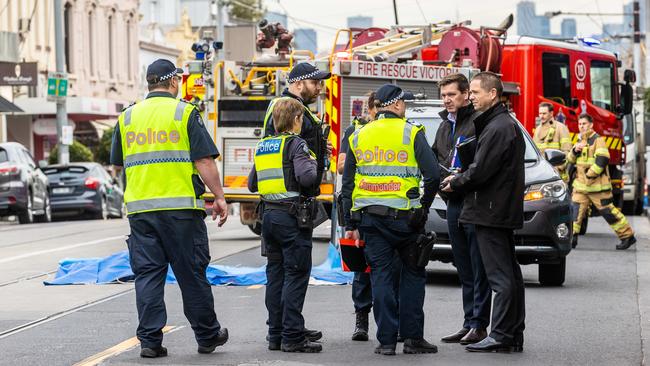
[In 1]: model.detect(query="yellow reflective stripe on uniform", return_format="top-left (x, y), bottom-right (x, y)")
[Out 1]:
top-left (402, 123), bottom-right (414, 144)
top-left (590, 164), bottom-right (604, 175)
top-left (174, 101), bottom-right (187, 121)
top-left (610, 217), bottom-right (630, 231)
top-left (263, 192), bottom-right (300, 200)
top-left (356, 165), bottom-right (421, 178)
top-left (595, 148), bottom-right (609, 156)
top-left (573, 180), bottom-right (612, 192)
top-left (560, 138), bottom-right (571, 144)
top-left (354, 197), bottom-right (421, 209)
top-left (352, 128), bottom-right (361, 149)
top-left (124, 150), bottom-right (191, 169)
top-left (257, 168), bottom-right (284, 181)
top-left (126, 197), bottom-right (204, 213)
top-left (124, 107), bottom-right (133, 126)
top-left (576, 158), bottom-right (595, 165)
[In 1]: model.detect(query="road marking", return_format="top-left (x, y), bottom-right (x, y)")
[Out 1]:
top-left (247, 284), bottom-right (263, 289)
top-left (72, 325), bottom-right (183, 366)
top-left (0, 235), bottom-right (125, 264)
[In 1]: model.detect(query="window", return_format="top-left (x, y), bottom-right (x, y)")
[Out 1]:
top-left (108, 11), bottom-right (115, 78)
top-left (0, 149), bottom-right (8, 163)
top-left (622, 114), bottom-right (636, 145)
top-left (64, 2), bottom-right (73, 73)
top-left (88, 6), bottom-right (95, 76)
top-left (590, 60), bottom-right (615, 111)
top-left (126, 16), bottom-right (133, 80)
top-left (542, 53), bottom-right (571, 106)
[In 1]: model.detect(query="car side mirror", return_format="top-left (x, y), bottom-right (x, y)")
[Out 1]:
top-left (38, 160), bottom-right (48, 169)
top-left (544, 149), bottom-right (566, 167)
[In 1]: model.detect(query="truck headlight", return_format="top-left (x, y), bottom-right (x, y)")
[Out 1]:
top-left (622, 173), bottom-right (633, 185)
top-left (556, 223), bottom-right (570, 240)
top-left (524, 180), bottom-right (566, 201)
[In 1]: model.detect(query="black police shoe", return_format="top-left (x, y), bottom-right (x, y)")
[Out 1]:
top-left (403, 338), bottom-right (438, 354)
top-left (140, 346), bottom-right (167, 358)
top-left (616, 235), bottom-right (637, 250)
top-left (268, 340), bottom-right (281, 351)
top-left (374, 344), bottom-right (396, 356)
top-left (304, 327), bottom-right (323, 342)
top-left (281, 340), bottom-right (323, 353)
top-left (352, 312), bottom-right (369, 341)
top-left (197, 328), bottom-right (229, 354)
top-left (465, 336), bottom-right (513, 353)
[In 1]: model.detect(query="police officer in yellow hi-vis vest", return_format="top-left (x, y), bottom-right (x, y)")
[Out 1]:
top-left (533, 102), bottom-right (572, 182)
top-left (248, 98), bottom-right (321, 353)
top-left (569, 113), bottom-right (636, 250)
top-left (341, 84), bottom-right (440, 356)
top-left (110, 59), bottom-right (229, 358)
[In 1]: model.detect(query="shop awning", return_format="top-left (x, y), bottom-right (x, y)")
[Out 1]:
top-left (0, 95), bottom-right (22, 113)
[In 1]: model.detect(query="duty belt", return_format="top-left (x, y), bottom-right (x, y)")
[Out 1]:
top-left (362, 205), bottom-right (411, 219)
top-left (263, 200), bottom-right (297, 214)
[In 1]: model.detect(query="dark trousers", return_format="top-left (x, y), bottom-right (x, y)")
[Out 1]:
top-left (127, 210), bottom-right (221, 349)
top-left (351, 256), bottom-right (402, 314)
top-left (263, 209), bottom-right (313, 345)
top-left (447, 199), bottom-right (491, 329)
top-left (360, 214), bottom-right (426, 346)
top-left (474, 225), bottom-right (525, 344)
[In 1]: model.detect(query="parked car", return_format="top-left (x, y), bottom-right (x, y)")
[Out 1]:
top-left (0, 142), bottom-right (51, 224)
top-left (406, 100), bottom-right (573, 286)
top-left (43, 162), bottom-right (124, 220)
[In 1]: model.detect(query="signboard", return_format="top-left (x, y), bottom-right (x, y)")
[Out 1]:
top-left (335, 61), bottom-right (475, 82)
top-left (0, 62), bottom-right (37, 86)
top-left (61, 125), bottom-right (74, 145)
top-left (182, 74), bottom-right (206, 101)
top-left (575, 59), bottom-right (586, 90)
top-left (350, 96), bottom-right (369, 120)
top-left (47, 72), bottom-right (68, 102)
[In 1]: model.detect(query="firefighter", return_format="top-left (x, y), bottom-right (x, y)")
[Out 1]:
top-left (569, 114), bottom-right (636, 250)
top-left (260, 62), bottom-right (328, 344)
top-left (248, 98), bottom-right (322, 353)
top-left (110, 59), bottom-right (229, 358)
top-left (533, 102), bottom-right (572, 182)
top-left (341, 84), bottom-right (440, 355)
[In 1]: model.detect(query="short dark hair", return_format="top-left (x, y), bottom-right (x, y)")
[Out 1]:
top-left (578, 113), bottom-right (593, 123)
top-left (471, 71), bottom-right (503, 98)
top-left (147, 74), bottom-right (172, 91)
top-left (367, 91), bottom-right (377, 108)
top-left (439, 73), bottom-right (469, 93)
top-left (539, 102), bottom-right (553, 112)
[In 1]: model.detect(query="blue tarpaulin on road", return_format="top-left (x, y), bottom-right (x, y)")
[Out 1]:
top-left (44, 243), bottom-right (353, 286)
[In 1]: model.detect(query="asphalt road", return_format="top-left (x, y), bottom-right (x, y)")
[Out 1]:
top-left (0, 215), bottom-right (648, 366)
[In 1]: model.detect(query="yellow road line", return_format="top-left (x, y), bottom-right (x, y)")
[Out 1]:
top-left (73, 325), bottom-right (181, 366)
top-left (247, 284), bottom-right (264, 290)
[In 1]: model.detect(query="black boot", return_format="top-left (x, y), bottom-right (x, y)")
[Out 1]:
top-left (616, 235), bottom-right (637, 250)
top-left (140, 346), bottom-right (167, 358)
top-left (352, 312), bottom-right (369, 341)
top-left (403, 338), bottom-right (438, 354)
top-left (197, 328), bottom-right (229, 354)
top-left (281, 340), bottom-right (323, 353)
top-left (304, 327), bottom-right (323, 342)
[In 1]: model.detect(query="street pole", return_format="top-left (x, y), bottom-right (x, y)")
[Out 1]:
top-left (633, 1), bottom-right (642, 86)
top-left (393, 0), bottom-right (399, 25)
top-left (54, 0), bottom-right (69, 165)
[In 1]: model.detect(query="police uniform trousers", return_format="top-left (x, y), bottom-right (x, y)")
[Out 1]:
top-left (572, 191), bottom-right (634, 239)
top-left (447, 198), bottom-right (491, 330)
top-left (126, 210), bottom-right (221, 349)
top-left (474, 225), bottom-right (525, 345)
top-left (352, 255), bottom-right (402, 314)
top-left (359, 212), bottom-right (426, 346)
top-left (262, 207), bottom-right (313, 345)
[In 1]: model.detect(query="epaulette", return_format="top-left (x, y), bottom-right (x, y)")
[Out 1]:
top-left (406, 119), bottom-right (422, 127)
top-left (121, 101), bottom-right (136, 112)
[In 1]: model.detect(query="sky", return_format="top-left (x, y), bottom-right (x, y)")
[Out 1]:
top-left (263, 0), bottom-right (631, 52)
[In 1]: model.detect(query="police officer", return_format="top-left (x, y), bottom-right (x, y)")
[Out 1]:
top-left (110, 59), bottom-right (229, 358)
top-left (569, 113), bottom-right (636, 250)
top-left (248, 98), bottom-right (322, 353)
top-left (341, 84), bottom-right (440, 356)
top-left (533, 102), bottom-right (572, 182)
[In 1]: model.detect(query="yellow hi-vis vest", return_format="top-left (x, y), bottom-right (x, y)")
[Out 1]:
top-left (118, 97), bottom-right (204, 215)
top-left (262, 96), bottom-right (320, 134)
top-left (253, 134), bottom-right (300, 201)
top-left (350, 117), bottom-right (423, 211)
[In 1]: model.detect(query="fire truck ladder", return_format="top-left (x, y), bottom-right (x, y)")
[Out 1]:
top-left (341, 22), bottom-right (453, 63)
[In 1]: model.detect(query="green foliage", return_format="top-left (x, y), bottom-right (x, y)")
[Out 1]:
top-left (95, 127), bottom-right (114, 165)
top-left (48, 140), bottom-right (95, 164)
top-left (228, 0), bottom-right (264, 23)
top-left (644, 88), bottom-right (650, 115)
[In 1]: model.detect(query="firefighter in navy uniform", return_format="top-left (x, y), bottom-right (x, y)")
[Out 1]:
top-left (248, 98), bottom-right (322, 353)
top-left (341, 84), bottom-right (440, 356)
top-left (110, 59), bottom-right (229, 358)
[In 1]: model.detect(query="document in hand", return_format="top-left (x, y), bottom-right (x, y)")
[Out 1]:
top-left (456, 135), bottom-right (477, 171)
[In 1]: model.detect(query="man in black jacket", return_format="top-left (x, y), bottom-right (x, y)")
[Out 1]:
top-left (441, 72), bottom-right (526, 353)
top-left (433, 74), bottom-right (491, 346)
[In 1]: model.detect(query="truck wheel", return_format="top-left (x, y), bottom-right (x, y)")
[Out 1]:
top-left (248, 222), bottom-right (262, 236)
top-left (578, 215), bottom-right (588, 236)
top-left (539, 257), bottom-right (566, 286)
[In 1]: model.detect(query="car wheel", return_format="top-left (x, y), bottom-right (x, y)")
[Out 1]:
top-left (34, 196), bottom-right (52, 223)
top-left (248, 222), bottom-right (262, 236)
top-left (578, 215), bottom-right (588, 236)
top-left (538, 257), bottom-right (566, 286)
top-left (94, 196), bottom-right (108, 220)
top-left (18, 193), bottom-right (34, 224)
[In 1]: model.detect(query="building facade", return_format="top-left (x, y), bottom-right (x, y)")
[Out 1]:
top-left (0, 0), bottom-right (140, 160)
top-left (293, 28), bottom-right (317, 55)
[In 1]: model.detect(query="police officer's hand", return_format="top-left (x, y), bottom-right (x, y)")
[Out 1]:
top-left (575, 140), bottom-right (587, 152)
top-left (212, 196), bottom-right (228, 227)
top-left (441, 183), bottom-right (453, 192)
top-left (326, 140), bottom-right (333, 156)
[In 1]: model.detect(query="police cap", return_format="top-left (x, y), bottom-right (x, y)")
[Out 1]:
top-left (287, 62), bottom-right (331, 84)
top-left (146, 59), bottom-right (184, 85)
top-left (375, 84), bottom-right (415, 107)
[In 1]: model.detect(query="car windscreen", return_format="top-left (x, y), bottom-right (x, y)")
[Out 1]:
top-left (521, 125), bottom-right (540, 162)
top-left (0, 148), bottom-right (7, 163)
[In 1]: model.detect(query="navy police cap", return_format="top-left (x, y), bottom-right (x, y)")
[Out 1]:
top-left (146, 59), bottom-right (184, 84)
top-left (375, 84), bottom-right (415, 107)
top-left (287, 62), bottom-right (331, 84)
